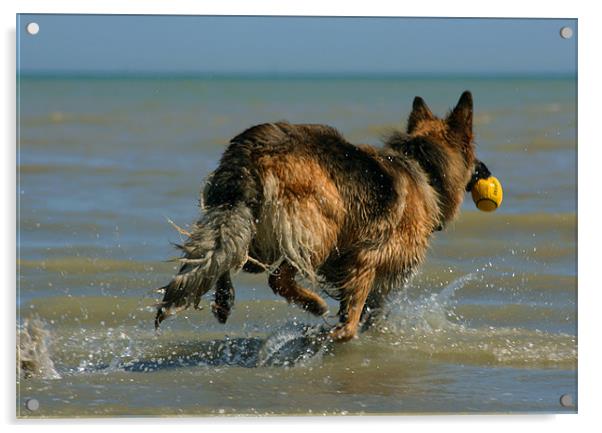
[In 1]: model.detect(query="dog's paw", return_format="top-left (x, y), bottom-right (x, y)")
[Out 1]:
top-left (211, 301), bottom-right (231, 324)
top-left (303, 298), bottom-right (329, 317)
top-left (329, 324), bottom-right (357, 342)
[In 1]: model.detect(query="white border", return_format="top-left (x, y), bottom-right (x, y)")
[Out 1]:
top-left (3, 1), bottom-right (600, 432)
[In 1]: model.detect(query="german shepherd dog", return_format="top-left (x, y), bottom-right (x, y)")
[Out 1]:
top-left (154, 91), bottom-right (492, 342)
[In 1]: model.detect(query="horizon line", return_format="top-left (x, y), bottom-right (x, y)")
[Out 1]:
top-left (18, 70), bottom-right (576, 79)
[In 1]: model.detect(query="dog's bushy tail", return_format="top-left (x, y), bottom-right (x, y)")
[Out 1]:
top-left (154, 204), bottom-right (254, 328)
top-left (155, 138), bottom-right (259, 328)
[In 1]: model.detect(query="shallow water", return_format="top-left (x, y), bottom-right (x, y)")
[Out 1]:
top-left (17, 76), bottom-right (577, 416)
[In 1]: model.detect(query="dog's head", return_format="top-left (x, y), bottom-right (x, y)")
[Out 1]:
top-left (405, 90), bottom-right (491, 194)
top-left (384, 91), bottom-right (494, 227)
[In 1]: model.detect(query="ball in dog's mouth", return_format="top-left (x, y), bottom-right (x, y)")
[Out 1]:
top-left (471, 176), bottom-right (503, 212)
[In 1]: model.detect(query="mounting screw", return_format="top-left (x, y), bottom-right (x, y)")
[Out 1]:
top-left (26, 22), bottom-right (40, 35)
top-left (559, 26), bottom-right (573, 39)
top-left (25, 398), bottom-right (39, 412)
top-left (559, 393), bottom-right (574, 408)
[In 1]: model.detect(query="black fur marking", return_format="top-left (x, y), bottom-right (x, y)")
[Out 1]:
top-left (230, 123), bottom-right (399, 223)
top-left (386, 133), bottom-right (449, 202)
top-left (302, 127), bottom-right (398, 221)
top-left (466, 159), bottom-right (492, 191)
top-left (204, 139), bottom-right (262, 218)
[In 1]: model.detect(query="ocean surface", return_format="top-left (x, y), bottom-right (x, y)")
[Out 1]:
top-left (17, 76), bottom-right (577, 417)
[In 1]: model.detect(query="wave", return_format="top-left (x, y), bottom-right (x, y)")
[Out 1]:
top-left (19, 257), bottom-right (157, 273)
top-left (21, 111), bottom-right (120, 127)
top-left (451, 211), bottom-right (576, 234)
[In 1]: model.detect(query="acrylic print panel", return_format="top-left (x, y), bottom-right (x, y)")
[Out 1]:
top-left (16, 15), bottom-right (577, 417)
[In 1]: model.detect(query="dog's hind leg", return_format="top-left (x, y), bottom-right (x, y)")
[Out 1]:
top-left (268, 261), bottom-right (329, 316)
top-left (211, 272), bottom-right (235, 324)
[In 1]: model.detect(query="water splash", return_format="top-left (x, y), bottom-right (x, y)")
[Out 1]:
top-left (368, 272), bottom-right (576, 368)
top-left (256, 322), bottom-right (331, 367)
top-left (17, 318), bottom-right (61, 380)
top-left (375, 272), bottom-right (477, 335)
top-left (53, 319), bottom-right (331, 375)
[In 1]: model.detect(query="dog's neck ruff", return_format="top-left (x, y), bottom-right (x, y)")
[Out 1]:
top-left (385, 132), bottom-right (448, 232)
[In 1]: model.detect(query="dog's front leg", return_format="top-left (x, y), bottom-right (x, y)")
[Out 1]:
top-left (330, 267), bottom-right (375, 342)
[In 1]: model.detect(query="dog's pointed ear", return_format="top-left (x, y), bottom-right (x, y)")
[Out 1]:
top-left (447, 91), bottom-right (473, 142)
top-left (407, 96), bottom-right (435, 133)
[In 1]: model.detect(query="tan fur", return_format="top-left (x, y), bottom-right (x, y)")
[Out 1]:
top-left (268, 261), bottom-right (329, 316)
top-left (254, 154), bottom-right (345, 280)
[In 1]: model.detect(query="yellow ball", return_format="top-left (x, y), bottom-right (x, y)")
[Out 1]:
top-left (471, 176), bottom-right (503, 212)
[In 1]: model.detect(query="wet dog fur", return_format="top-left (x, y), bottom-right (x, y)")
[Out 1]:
top-left (154, 91), bottom-right (492, 342)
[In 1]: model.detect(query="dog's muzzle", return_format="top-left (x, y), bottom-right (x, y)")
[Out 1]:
top-left (466, 160), bottom-right (492, 192)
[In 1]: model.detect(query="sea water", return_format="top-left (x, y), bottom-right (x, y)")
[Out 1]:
top-left (17, 75), bottom-right (577, 416)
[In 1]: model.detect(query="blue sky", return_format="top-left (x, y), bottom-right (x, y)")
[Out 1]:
top-left (17, 15), bottom-right (577, 75)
